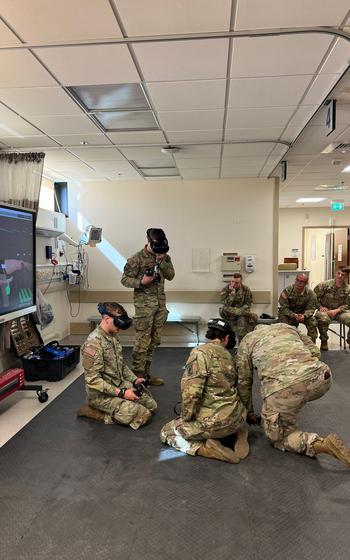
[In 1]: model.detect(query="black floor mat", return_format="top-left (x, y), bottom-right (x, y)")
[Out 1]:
top-left (1, 347), bottom-right (350, 560)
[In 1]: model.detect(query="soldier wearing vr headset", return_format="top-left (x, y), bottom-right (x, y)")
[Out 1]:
top-left (78, 302), bottom-right (157, 429)
top-left (121, 228), bottom-right (175, 386)
top-left (160, 318), bottom-right (249, 464)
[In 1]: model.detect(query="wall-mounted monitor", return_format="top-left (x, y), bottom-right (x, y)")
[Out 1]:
top-left (0, 204), bottom-right (36, 324)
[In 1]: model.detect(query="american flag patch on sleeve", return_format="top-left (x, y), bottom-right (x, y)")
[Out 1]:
top-left (84, 346), bottom-right (96, 357)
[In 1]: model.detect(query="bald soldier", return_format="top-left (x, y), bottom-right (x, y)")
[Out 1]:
top-left (315, 268), bottom-right (350, 351)
top-left (160, 319), bottom-right (249, 464)
top-left (236, 323), bottom-right (350, 467)
top-left (278, 273), bottom-right (318, 342)
top-left (219, 273), bottom-right (258, 343)
top-left (77, 302), bottom-right (157, 429)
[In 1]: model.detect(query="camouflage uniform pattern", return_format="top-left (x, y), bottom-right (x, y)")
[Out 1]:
top-left (236, 323), bottom-right (332, 456)
top-left (160, 340), bottom-right (247, 455)
top-left (278, 284), bottom-right (318, 341)
top-left (81, 326), bottom-right (157, 429)
top-left (219, 283), bottom-right (258, 342)
top-left (314, 279), bottom-right (350, 343)
top-left (121, 247), bottom-right (175, 374)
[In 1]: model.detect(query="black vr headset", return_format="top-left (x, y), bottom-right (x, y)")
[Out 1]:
top-left (146, 228), bottom-right (169, 254)
top-left (206, 318), bottom-right (236, 349)
top-left (97, 303), bottom-right (132, 330)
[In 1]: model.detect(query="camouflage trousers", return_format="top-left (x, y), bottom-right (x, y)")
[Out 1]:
top-left (220, 308), bottom-right (258, 342)
top-left (132, 305), bottom-right (169, 374)
top-left (315, 310), bottom-right (350, 343)
top-left (88, 390), bottom-right (157, 430)
top-left (278, 313), bottom-right (318, 342)
top-left (261, 364), bottom-right (332, 456)
top-left (160, 413), bottom-right (246, 456)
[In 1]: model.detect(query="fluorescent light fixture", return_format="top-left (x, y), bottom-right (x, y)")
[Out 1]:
top-left (296, 197), bottom-right (326, 203)
top-left (342, 165), bottom-right (350, 172)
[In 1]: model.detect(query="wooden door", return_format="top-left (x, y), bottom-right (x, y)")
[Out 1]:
top-left (333, 228), bottom-right (349, 272)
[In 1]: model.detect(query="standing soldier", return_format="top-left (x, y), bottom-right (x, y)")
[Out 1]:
top-left (121, 228), bottom-right (175, 385)
top-left (219, 273), bottom-right (258, 343)
top-left (77, 302), bottom-right (157, 429)
top-left (160, 319), bottom-right (248, 464)
top-left (278, 273), bottom-right (318, 342)
top-left (315, 268), bottom-right (350, 351)
top-left (236, 323), bottom-right (350, 467)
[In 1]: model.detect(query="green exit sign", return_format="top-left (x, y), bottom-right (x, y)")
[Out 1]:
top-left (331, 201), bottom-right (345, 211)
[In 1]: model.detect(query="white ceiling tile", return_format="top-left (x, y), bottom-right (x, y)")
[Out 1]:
top-left (320, 38), bottom-right (350, 75)
top-left (51, 133), bottom-right (111, 146)
top-left (1, 0), bottom-right (122, 42)
top-left (147, 80), bottom-right (226, 111)
top-left (181, 168), bottom-right (220, 179)
top-left (48, 161), bottom-right (93, 172)
top-left (0, 87), bottom-right (83, 117)
top-left (231, 35), bottom-right (332, 78)
top-left (159, 110), bottom-right (224, 131)
top-left (134, 157), bottom-right (173, 167)
top-left (294, 123), bottom-right (348, 143)
top-left (89, 161), bottom-right (137, 172)
top-left (104, 169), bottom-right (142, 180)
top-left (228, 75), bottom-right (313, 108)
top-left (107, 131), bottom-right (166, 145)
top-left (28, 115), bottom-right (100, 135)
top-left (176, 158), bottom-right (220, 169)
top-left (301, 74), bottom-right (341, 106)
top-left (175, 145), bottom-right (221, 159)
top-left (225, 128), bottom-right (285, 141)
top-left (69, 147), bottom-right (125, 161)
top-left (0, 136), bottom-right (58, 148)
top-left (119, 146), bottom-right (173, 166)
top-left (235, 0), bottom-right (350, 29)
top-left (167, 130), bottom-right (223, 143)
top-left (35, 45), bottom-right (139, 86)
top-left (221, 169), bottom-right (260, 178)
top-left (0, 20), bottom-right (21, 43)
top-left (43, 150), bottom-right (82, 162)
top-left (116, 0), bottom-right (231, 35)
top-left (223, 143), bottom-right (275, 157)
top-left (281, 127), bottom-right (308, 142)
top-left (0, 104), bottom-right (41, 136)
top-left (283, 105), bottom-right (319, 130)
top-left (133, 39), bottom-right (229, 82)
top-left (222, 156), bottom-right (267, 166)
top-left (0, 51), bottom-right (55, 87)
top-left (226, 107), bottom-right (295, 128)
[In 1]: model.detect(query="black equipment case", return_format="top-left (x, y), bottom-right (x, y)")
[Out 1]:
top-left (10, 315), bottom-right (80, 381)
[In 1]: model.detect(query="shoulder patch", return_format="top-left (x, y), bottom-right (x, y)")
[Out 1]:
top-left (84, 346), bottom-right (97, 357)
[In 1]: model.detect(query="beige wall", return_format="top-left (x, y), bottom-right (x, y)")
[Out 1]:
top-left (67, 177), bottom-right (279, 326)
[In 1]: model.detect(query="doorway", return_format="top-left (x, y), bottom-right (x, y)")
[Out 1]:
top-left (303, 226), bottom-right (349, 289)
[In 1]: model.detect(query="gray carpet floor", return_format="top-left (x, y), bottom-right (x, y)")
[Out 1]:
top-left (1, 347), bottom-right (350, 560)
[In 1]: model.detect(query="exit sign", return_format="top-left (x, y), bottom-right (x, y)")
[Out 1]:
top-left (331, 201), bottom-right (345, 211)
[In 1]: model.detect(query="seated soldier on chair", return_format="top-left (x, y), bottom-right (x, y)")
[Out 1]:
top-left (160, 319), bottom-right (249, 464)
top-left (278, 273), bottom-right (318, 342)
top-left (219, 273), bottom-right (258, 344)
top-left (77, 302), bottom-right (157, 429)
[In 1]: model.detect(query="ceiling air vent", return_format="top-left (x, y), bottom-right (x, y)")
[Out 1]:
top-left (322, 143), bottom-right (350, 154)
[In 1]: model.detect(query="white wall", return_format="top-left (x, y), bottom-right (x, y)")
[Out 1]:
top-left (67, 177), bottom-right (278, 324)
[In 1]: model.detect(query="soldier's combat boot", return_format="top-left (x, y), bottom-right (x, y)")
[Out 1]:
top-left (197, 438), bottom-right (241, 464)
top-left (313, 433), bottom-right (350, 467)
top-left (320, 341), bottom-right (328, 351)
top-left (77, 405), bottom-right (105, 422)
top-left (145, 361), bottom-right (164, 386)
top-left (234, 428), bottom-right (250, 460)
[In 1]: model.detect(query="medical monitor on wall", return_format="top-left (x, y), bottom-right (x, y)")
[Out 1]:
top-left (0, 204), bottom-right (36, 324)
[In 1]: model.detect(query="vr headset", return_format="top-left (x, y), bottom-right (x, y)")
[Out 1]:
top-left (97, 303), bottom-right (132, 330)
top-left (146, 228), bottom-right (169, 254)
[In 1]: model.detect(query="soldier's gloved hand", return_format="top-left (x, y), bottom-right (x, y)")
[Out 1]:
top-left (247, 413), bottom-right (261, 426)
top-left (124, 388), bottom-right (140, 401)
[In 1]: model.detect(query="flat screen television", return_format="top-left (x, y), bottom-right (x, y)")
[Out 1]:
top-left (0, 204), bottom-right (36, 324)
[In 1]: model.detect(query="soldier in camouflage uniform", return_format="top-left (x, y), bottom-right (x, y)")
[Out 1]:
top-left (77, 302), bottom-right (157, 429)
top-left (219, 273), bottom-right (258, 343)
top-left (160, 319), bottom-right (249, 464)
top-left (236, 323), bottom-right (350, 467)
top-left (278, 273), bottom-right (318, 342)
top-left (121, 228), bottom-right (175, 385)
top-left (314, 268), bottom-right (350, 351)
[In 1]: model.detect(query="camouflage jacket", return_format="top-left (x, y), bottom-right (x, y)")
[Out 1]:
top-left (82, 326), bottom-right (137, 399)
top-left (236, 323), bottom-right (324, 413)
top-left (278, 284), bottom-right (318, 318)
top-left (314, 279), bottom-right (350, 312)
top-left (181, 340), bottom-right (246, 427)
top-left (220, 284), bottom-right (253, 317)
top-left (121, 246), bottom-right (175, 307)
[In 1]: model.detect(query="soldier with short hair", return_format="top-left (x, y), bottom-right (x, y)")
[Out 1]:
top-left (77, 302), bottom-right (157, 429)
top-left (121, 228), bottom-right (175, 385)
top-left (236, 323), bottom-right (350, 467)
top-left (219, 273), bottom-right (258, 343)
top-left (160, 319), bottom-right (249, 464)
top-left (315, 268), bottom-right (350, 351)
top-left (278, 273), bottom-right (318, 342)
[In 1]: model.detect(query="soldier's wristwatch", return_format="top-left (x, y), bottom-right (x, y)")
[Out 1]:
top-left (118, 387), bottom-right (126, 399)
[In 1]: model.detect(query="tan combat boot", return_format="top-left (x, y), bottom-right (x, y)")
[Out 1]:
top-left (320, 341), bottom-right (328, 351)
top-left (197, 438), bottom-right (241, 464)
top-left (145, 361), bottom-right (164, 386)
top-left (77, 405), bottom-right (105, 422)
top-left (313, 433), bottom-right (350, 467)
top-left (234, 428), bottom-right (250, 460)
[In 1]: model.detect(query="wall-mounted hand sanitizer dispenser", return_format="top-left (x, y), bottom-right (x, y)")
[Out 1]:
top-left (245, 255), bottom-right (255, 273)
